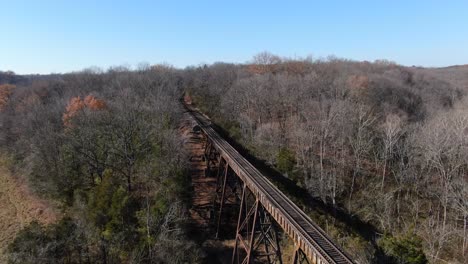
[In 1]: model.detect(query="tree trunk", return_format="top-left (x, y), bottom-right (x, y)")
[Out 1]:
top-left (381, 152), bottom-right (387, 191)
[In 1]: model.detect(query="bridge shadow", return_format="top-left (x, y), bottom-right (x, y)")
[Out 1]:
top-left (209, 122), bottom-right (380, 246)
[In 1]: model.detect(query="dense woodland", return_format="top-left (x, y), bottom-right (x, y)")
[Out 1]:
top-left (0, 55), bottom-right (467, 263)
top-left (1, 68), bottom-right (203, 263)
top-left (183, 54), bottom-right (467, 264)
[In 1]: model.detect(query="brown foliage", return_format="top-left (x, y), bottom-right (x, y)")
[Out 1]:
top-left (347, 75), bottom-right (370, 99)
top-left (63, 97), bottom-right (85, 127)
top-left (247, 64), bottom-right (277, 74)
top-left (0, 84), bottom-right (15, 111)
top-left (281, 61), bottom-right (310, 75)
top-left (14, 93), bottom-right (41, 113)
top-left (84, 95), bottom-right (107, 110)
top-left (0, 162), bottom-right (58, 263)
top-left (63, 95), bottom-right (107, 127)
top-left (347, 75), bottom-right (369, 89)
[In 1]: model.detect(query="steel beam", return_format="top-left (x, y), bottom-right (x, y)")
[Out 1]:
top-left (232, 184), bottom-right (283, 264)
top-left (292, 247), bottom-right (310, 264)
top-left (215, 160), bottom-right (229, 238)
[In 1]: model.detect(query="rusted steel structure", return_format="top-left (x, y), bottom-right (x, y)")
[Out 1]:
top-left (186, 105), bottom-right (355, 264)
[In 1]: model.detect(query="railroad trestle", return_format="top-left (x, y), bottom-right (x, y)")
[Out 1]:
top-left (186, 105), bottom-right (355, 264)
top-left (205, 139), bottom-right (311, 264)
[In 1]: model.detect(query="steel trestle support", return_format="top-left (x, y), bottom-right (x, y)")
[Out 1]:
top-left (292, 247), bottom-right (310, 264)
top-left (204, 138), bottom-right (285, 264)
top-left (232, 183), bottom-right (283, 264)
top-left (186, 106), bottom-right (354, 264)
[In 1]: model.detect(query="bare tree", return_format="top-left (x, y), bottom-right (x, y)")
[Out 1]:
top-left (347, 103), bottom-right (376, 211)
top-left (415, 106), bottom-right (468, 258)
top-left (380, 114), bottom-right (403, 190)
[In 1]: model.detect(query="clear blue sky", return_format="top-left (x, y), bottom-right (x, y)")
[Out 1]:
top-left (1, 0), bottom-right (467, 74)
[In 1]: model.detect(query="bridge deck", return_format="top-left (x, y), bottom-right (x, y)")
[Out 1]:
top-left (185, 107), bottom-right (354, 264)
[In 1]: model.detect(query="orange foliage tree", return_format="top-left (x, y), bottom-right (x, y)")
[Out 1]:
top-left (83, 95), bottom-right (107, 110)
top-left (63, 95), bottom-right (107, 127)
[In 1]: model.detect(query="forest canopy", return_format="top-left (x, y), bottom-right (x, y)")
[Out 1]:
top-left (1, 54), bottom-right (467, 263)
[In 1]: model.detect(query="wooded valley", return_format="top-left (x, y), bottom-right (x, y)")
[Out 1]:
top-left (0, 55), bottom-right (467, 263)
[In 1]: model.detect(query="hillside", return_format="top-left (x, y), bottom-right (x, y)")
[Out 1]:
top-left (0, 72), bottom-right (28, 86)
top-left (186, 57), bottom-right (468, 263)
top-left (0, 158), bottom-right (58, 263)
top-left (0, 58), bottom-right (467, 263)
top-left (1, 69), bottom-right (205, 263)
top-left (413, 64), bottom-right (468, 90)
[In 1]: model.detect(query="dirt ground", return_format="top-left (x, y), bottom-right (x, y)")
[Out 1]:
top-left (180, 112), bottom-right (237, 264)
top-left (0, 158), bottom-right (58, 263)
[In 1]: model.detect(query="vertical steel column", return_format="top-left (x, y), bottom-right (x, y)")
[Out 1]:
top-left (232, 183), bottom-right (247, 264)
top-left (215, 162), bottom-right (230, 238)
top-left (246, 200), bottom-right (260, 263)
top-left (292, 247), bottom-right (310, 264)
top-left (203, 138), bottom-right (211, 158)
top-left (232, 186), bottom-right (283, 264)
top-left (257, 207), bottom-right (283, 264)
top-left (214, 155), bottom-right (223, 180)
top-left (204, 138), bottom-right (219, 177)
top-left (204, 140), bottom-right (212, 176)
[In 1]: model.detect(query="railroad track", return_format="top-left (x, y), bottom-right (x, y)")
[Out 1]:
top-left (184, 105), bottom-right (355, 264)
